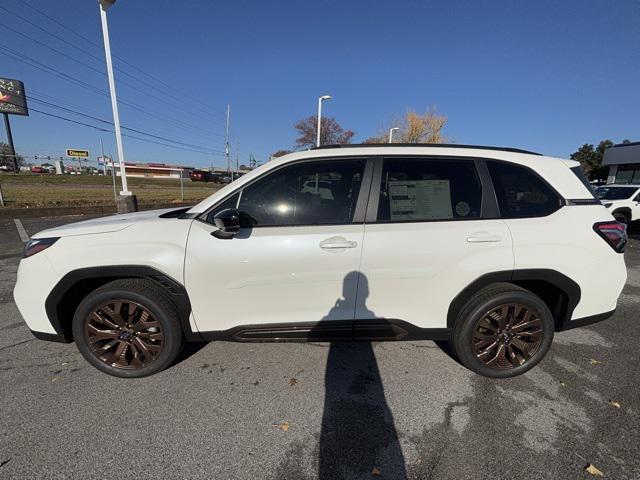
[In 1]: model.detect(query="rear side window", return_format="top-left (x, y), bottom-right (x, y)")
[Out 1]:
top-left (487, 161), bottom-right (561, 218)
top-left (376, 158), bottom-right (482, 222)
top-left (570, 166), bottom-right (597, 198)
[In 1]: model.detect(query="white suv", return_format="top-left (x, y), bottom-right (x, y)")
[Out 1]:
top-left (14, 145), bottom-right (628, 378)
top-left (595, 184), bottom-right (640, 224)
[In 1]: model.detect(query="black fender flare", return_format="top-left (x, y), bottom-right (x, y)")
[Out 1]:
top-left (45, 265), bottom-right (201, 341)
top-left (446, 269), bottom-right (581, 329)
top-left (611, 207), bottom-right (631, 220)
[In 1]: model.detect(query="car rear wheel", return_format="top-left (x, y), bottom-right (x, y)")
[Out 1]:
top-left (72, 279), bottom-right (183, 378)
top-left (451, 283), bottom-right (554, 378)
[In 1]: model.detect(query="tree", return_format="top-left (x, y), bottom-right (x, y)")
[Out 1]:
top-left (293, 116), bottom-right (354, 149)
top-left (0, 142), bottom-right (24, 170)
top-left (570, 139), bottom-right (614, 182)
top-left (363, 108), bottom-right (448, 144)
top-left (270, 149), bottom-right (292, 160)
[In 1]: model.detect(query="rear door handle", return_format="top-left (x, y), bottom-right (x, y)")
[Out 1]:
top-left (320, 236), bottom-right (358, 250)
top-left (467, 232), bottom-right (502, 243)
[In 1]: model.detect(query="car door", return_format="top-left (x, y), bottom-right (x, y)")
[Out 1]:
top-left (356, 156), bottom-right (514, 329)
top-left (184, 157), bottom-right (371, 333)
top-left (632, 190), bottom-right (640, 220)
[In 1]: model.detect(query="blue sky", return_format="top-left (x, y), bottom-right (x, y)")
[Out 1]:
top-left (1, 0), bottom-right (638, 168)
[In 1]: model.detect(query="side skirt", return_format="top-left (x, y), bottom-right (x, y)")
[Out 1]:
top-left (199, 319), bottom-right (451, 343)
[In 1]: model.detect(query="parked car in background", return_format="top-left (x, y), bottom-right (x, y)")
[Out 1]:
top-left (30, 166), bottom-right (45, 174)
top-left (595, 184), bottom-right (640, 224)
top-left (190, 169), bottom-right (215, 182)
top-left (14, 144), bottom-right (627, 379)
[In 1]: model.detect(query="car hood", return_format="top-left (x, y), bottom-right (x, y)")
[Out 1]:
top-left (34, 208), bottom-right (182, 238)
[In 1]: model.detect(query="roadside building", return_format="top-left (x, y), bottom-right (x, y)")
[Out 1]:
top-left (106, 161), bottom-right (193, 179)
top-left (603, 142), bottom-right (640, 184)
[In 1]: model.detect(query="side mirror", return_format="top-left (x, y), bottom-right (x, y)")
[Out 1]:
top-left (212, 208), bottom-right (241, 239)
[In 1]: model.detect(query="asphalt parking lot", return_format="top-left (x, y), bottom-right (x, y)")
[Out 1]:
top-left (1, 215), bottom-right (639, 479)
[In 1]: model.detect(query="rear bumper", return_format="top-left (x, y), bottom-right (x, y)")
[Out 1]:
top-left (559, 309), bottom-right (616, 331)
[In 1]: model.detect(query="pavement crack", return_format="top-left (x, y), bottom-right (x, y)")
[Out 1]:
top-left (0, 338), bottom-right (35, 352)
top-left (0, 458), bottom-right (11, 469)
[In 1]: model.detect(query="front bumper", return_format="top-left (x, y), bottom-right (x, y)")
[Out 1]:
top-left (13, 252), bottom-right (61, 335)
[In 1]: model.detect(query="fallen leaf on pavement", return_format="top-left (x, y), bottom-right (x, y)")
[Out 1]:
top-left (589, 359), bottom-right (601, 365)
top-left (288, 378), bottom-right (298, 386)
top-left (273, 421), bottom-right (290, 432)
top-left (585, 463), bottom-right (604, 477)
top-left (51, 377), bottom-right (60, 383)
top-left (610, 400), bottom-right (621, 409)
top-left (372, 467), bottom-right (381, 475)
top-left (560, 381), bottom-right (566, 387)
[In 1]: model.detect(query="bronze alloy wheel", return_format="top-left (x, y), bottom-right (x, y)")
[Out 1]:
top-left (472, 303), bottom-right (544, 369)
top-left (84, 300), bottom-right (164, 369)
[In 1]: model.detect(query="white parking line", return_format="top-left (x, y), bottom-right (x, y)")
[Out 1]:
top-left (13, 219), bottom-right (30, 243)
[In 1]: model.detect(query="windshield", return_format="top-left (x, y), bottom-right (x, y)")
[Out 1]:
top-left (595, 186), bottom-right (637, 200)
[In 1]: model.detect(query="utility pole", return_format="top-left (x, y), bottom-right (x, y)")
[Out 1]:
top-left (225, 104), bottom-right (230, 177)
top-left (3, 113), bottom-right (18, 172)
top-left (98, 0), bottom-right (136, 213)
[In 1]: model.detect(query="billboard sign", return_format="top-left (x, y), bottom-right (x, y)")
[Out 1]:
top-left (0, 78), bottom-right (28, 116)
top-left (66, 149), bottom-right (90, 158)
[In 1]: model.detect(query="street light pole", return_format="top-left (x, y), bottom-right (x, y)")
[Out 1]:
top-left (316, 95), bottom-right (332, 147)
top-left (388, 127), bottom-right (400, 143)
top-left (98, 0), bottom-right (131, 197)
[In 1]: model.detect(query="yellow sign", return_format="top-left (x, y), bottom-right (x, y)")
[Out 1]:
top-left (66, 149), bottom-right (90, 158)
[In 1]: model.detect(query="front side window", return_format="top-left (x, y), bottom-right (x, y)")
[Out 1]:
top-left (237, 159), bottom-right (365, 226)
top-left (376, 158), bottom-right (482, 222)
top-left (487, 161), bottom-right (561, 218)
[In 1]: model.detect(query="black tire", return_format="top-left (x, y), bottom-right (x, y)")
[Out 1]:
top-left (72, 278), bottom-right (184, 378)
top-left (451, 282), bottom-right (554, 378)
top-left (613, 211), bottom-right (630, 225)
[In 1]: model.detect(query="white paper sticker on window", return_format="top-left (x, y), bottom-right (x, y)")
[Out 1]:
top-left (389, 180), bottom-right (453, 220)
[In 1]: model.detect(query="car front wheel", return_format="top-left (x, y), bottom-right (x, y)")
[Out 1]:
top-left (451, 283), bottom-right (554, 378)
top-left (72, 279), bottom-right (183, 378)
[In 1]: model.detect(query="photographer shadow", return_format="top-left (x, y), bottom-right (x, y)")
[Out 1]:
top-left (314, 271), bottom-right (406, 479)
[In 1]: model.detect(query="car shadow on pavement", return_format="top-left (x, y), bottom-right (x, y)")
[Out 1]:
top-left (313, 272), bottom-right (407, 479)
top-left (175, 340), bottom-right (208, 364)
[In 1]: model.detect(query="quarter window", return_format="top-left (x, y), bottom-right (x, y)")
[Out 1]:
top-left (487, 161), bottom-right (561, 218)
top-left (376, 158), bottom-right (482, 222)
top-left (236, 159), bottom-right (365, 226)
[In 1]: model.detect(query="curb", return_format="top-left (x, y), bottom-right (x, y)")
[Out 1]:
top-left (0, 202), bottom-right (193, 219)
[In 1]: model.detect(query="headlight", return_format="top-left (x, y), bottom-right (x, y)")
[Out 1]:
top-left (22, 237), bottom-right (59, 258)
top-left (603, 202), bottom-right (613, 208)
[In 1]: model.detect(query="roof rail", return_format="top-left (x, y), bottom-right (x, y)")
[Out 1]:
top-left (311, 143), bottom-right (543, 156)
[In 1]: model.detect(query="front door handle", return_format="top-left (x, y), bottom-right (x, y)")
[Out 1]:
top-left (320, 236), bottom-right (358, 250)
top-left (467, 232), bottom-right (502, 243)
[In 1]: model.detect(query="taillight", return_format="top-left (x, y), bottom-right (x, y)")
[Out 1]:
top-left (593, 222), bottom-right (627, 253)
top-left (22, 237), bottom-right (59, 258)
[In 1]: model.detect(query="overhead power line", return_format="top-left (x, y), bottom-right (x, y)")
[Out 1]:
top-left (10, 0), bottom-right (224, 121)
top-left (31, 107), bottom-right (225, 156)
top-left (0, 45), bottom-right (219, 138)
top-left (0, 96), bottom-right (224, 156)
top-left (0, 20), bottom-right (226, 129)
top-left (27, 96), bottom-right (226, 154)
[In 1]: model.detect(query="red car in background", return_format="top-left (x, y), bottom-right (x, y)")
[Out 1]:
top-left (190, 169), bottom-right (215, 182)
top-left (30, 166), bottom-right (45, 174)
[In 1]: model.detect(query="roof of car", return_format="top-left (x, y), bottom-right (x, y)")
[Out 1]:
top-left (311, 143), bottom-right (543, 156)
top-left (601, 184), bottom-right (640, 187)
